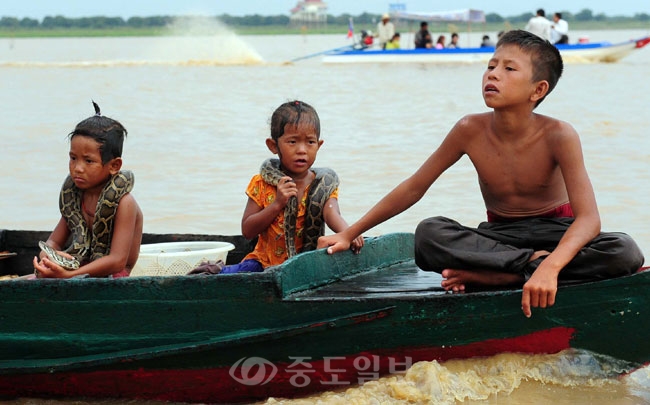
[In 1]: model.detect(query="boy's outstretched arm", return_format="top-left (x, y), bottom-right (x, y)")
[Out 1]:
top-left (318, 177), bottom-right (429, 254)
top-left (520, 124), bottom-right (600, 317)
top-left (318, 128), bottom-right (466, 254)
top-left (322, 197), bottom-right (364, 254)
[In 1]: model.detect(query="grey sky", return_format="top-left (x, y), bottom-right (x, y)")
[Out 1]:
top-left (3, 0), bottom-right (647, 20)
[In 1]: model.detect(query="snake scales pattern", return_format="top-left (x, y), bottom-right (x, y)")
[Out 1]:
top-left (39, 240), bottom-right (80, 270)
top-left (48, 170), bottom-right (134, 269)
top-left (260, 158), bottom-right (339, 258)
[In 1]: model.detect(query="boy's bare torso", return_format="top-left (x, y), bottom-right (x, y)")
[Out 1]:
top-left (460, 112), bottom-right (570, 218)
top-left (81, 191), bottom-right (143, 271)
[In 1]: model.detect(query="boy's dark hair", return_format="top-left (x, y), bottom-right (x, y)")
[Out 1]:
top-left (496, 30), bottom-right (563, 107)
top-left (270, 100), bottom-right (320, 141)
top-left (536, 9), bottom-right (545, 17)
top-left (69, 101), bottom-right (128, 164)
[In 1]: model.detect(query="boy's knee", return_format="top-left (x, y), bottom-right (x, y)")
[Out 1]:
top-left (595, 232), bottom-right (646, 277)
top-left (614, 233), bottom-right (645, 274)
top-left (415, 216), bottom-right (454, 239)
top-left (415, 216), bottom-right (455, 273)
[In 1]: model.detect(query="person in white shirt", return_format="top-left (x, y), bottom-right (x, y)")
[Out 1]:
top-left (551, 12), bottom-right (569, 44)
top-left (376, 13), bottom-right (395, 50)
top-left (525, 9), bottom-right (552, 42)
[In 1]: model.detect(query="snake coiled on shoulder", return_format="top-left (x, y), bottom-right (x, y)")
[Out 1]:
top-left (260, 158), bottom-right (339, 258)
top-left (57, 170), bottom-right (134, 267)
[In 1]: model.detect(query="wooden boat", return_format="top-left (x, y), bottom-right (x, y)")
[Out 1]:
top-left (322, 36), bottom-right (650, 64)
top-left (0, 229), bottom-right (648, 403)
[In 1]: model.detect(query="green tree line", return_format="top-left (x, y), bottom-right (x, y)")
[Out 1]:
top-left (1, 9), bottom-right (649, 30)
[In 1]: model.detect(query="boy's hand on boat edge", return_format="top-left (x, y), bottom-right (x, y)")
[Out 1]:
top-left (521, 267), bottom-right (558, 318)
top-left (350, 235), bottom-right (365, 254)
top-left (318, 234), bottom-right (352, 255)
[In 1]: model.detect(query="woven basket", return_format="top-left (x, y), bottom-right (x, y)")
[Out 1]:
top-left (130, 241), bottom-right (235, 277)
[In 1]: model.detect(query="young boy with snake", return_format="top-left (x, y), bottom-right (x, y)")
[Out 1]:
top-left (318, 30), bottom-right (644, 317)
top-left (33, 102), bottom-right (143, 278)
top-left (203, 100), bottom-right (363, 274)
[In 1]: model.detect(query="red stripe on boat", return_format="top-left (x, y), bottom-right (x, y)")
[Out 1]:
top-left (636, 37), bottom-right (650, 48)
top-left (0, 327), bottom-right (574, 403)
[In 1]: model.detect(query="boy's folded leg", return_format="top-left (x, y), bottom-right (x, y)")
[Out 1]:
top-left (414, 216), bottom-right (533, 274)
top-left (216, 259), bottom-right (264, 275)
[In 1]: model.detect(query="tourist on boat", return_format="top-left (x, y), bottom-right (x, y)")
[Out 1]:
top-left (385, 33), bottom-right (401, 50)
top-left (33, 101), bottom-right (143, 279)
top-left (551, 12), bottom-right (569, 44)
top-left (480, 35), bottom-right (496, 47)
top-left (361, 30), bottom-right (374, 47)
top-left (376, 13), bottom-right (395, 50)
top-left (414, 21), bottom-right (433, 49)
top-left (192, 101), bottom-right (363, 275)
top-left (447, 32), bottom-right (460, 49)
top-left (434, 35), bottom-right (446, 49)
top-left (525, 9), bottom-right (552, 41)
top-left (318, 30), bottom-right (645, 318)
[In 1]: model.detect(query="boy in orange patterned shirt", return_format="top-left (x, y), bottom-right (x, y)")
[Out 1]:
top-left (220, 100), bottom-right (363, 274)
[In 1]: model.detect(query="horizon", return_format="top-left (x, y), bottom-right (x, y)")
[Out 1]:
top-left (2, 8), bottom-right (649, 21)
top-left (2, 1), bottom-right (648, 20)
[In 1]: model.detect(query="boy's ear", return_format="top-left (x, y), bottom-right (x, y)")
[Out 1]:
top-left (531, 80), bottom-right (550, 103)
top-left (108, 157), bottom-right (123, 175)
top-left (265, 138), bottom-right (279, 154)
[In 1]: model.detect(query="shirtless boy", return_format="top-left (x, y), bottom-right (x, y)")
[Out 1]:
top-left (318, 30), bottom-right (644, 317)
top-left (34, 102), bottom-right (143, 278)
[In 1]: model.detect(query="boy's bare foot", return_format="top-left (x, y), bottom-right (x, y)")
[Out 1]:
top-left (441, 268), bottom-right (524, 292)
top-left (440, 269), bottom-right (466, 292)
top-left (440, 250), bottom-right (545, 292)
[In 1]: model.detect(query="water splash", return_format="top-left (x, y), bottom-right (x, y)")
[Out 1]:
top-left (624, 366), bottom-right (650, 403)
top-left (153, 16), bottom-right (264, 65)
top-left (0, 16), bottom-right (264, 68)
top-left (264, 349), bottom-right (639, 404)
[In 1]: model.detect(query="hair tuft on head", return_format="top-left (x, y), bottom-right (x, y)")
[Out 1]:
top-left (92, 100), bottom-right (101, 116)
top-left (70, 102), bottom-right (127, 164)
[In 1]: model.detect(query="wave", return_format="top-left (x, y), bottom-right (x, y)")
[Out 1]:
top-left (264, 349), bottom-right (647, 404)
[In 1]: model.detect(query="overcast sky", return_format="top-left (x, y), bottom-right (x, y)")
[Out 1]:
top-left (3, 0), bottom-right (648, 20)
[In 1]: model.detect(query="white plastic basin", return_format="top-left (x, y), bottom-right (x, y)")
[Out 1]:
top-left (130, 241), bottom-right (235, 277)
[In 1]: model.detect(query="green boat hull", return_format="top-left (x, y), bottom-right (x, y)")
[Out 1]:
top-left (0, 230), bottom-right (647, 403)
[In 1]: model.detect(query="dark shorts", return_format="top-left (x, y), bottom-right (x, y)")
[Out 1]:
top-left (414, 216), bottom-right (644, 284)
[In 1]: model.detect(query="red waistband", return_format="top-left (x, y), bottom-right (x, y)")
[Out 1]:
top-left (487, 202), bottom-right (574, 223)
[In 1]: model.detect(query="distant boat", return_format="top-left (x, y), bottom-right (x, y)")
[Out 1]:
top-left (323, 36), bottom-right (650, 64)
top-left (322, 8), bottom-right (650, 64)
